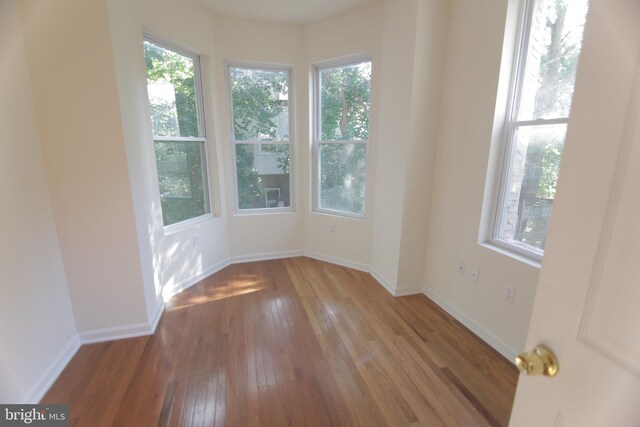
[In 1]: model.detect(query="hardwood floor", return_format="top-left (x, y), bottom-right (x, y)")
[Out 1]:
top-left (42, 257), bottom-right (518, 426)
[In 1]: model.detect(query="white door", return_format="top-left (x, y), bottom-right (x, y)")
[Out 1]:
top-left (509, 0), bottom-right (640, 425)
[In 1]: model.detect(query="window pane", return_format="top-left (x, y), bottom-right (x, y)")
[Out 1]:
top-left (319, 143), bottom-right (366, 215)
top-left (319, 61), bottom-right (371, 140)
top-left (144, 41), bottom-right (200, 137)
top-left (230, 68), bottom-right (289, 141)
top-left (517, 0), bottom-right (588, 120)
top-left (236, 143), bottom-right (290, 209)
top-left (155, 141), bottom-right (209, 226)
top-left (498, 123), bottom-right (567, 251)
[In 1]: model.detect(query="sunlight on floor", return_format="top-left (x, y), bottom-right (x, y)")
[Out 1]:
top-left (165, 274), bottom-right (271, 311)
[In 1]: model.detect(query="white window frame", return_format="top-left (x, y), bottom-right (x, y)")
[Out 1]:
top-left (312, 56), bottom-right (371, 219)
top-left (227, 62), bottom-right (295, 214)
top-left (488, 0), bottom-right (578, 263)
top-left (143, 34), bottom-right (214, 231)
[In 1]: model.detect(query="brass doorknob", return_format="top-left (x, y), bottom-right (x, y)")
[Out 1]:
top-left (515, 344), bottom-right (559, 377)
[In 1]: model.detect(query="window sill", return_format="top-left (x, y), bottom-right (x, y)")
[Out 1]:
top-left (479, 239), bottom-right (542, 269)
top-left (312, 208), bottom-right (366, 221)
top-left (163, 213), bottom-right (216, 236)
top-left (233, 207), bottom-right (296, 216)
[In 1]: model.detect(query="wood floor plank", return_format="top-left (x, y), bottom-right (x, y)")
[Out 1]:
top-left (41, 257), bottom-right (518, 426)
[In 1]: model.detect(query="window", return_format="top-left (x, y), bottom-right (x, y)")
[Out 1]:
top-left (143, 37), bottom-right (211, 227)
top-left (229, 65), bottom-right (292, 211)
top-left (492, 0), bottom-right (588, 258)
top-left (314, 59), bottom-right (371, 217)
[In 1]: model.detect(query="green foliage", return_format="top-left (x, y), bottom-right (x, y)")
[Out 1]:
top-left (231, 68), bottom-right (289, 141)
top-left (320, 63), bottom-right (371, 140)
top-left (230, 68), bottom-right (291, 208)
top-left (538, 141), bottom-right (563, 199)
top-left (144, 41), bottom-right (207, 225)
top-left (144, 42), bottom-right (198, 137)
top-left (235, 145), bottom-right (264, 209)
top-left (318, 62), bottom-right (371, 214)
top-left (531, 0), bottom-right (583, 200)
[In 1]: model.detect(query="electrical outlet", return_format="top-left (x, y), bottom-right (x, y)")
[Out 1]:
top-left (504, 285), bottom-right (516, 304)
top-left (457, 262), bottom-right (465, 276)
top-left (330, 224), bottom-right (336, 235)
top-left (469, 268), bottom-right (480, 284)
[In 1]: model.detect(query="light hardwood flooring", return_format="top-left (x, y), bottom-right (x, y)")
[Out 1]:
top-left (42, 257), bottom-right (518, 426)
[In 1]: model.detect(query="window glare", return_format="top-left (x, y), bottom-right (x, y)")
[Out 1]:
top-left (493, 0), bottom-right (588, 255)
top-left (315, 59), bottom-right (371, 217)
top-left (144, 38), bottom-right (211, 226)
top-left (144, 41), bottom-right (200, 138)
top-left (517, 0), bottom-right (589, 121)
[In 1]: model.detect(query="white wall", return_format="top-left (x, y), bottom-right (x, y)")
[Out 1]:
top-left (213, 16), bottom-right (305, 259)
top-left (19, 0), bottom-right (152, 335)
top-left (370, 0), bottom-right (450, 293)
top-left (0, 0), bottom-right (78, 403)
top-left (396, 0), bottom-right (449, 291)
top-left (423, 0), bottom-right (540, 357)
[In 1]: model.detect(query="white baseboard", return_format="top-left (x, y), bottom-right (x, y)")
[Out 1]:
top-left (395, 285), bottom-right (424, 297)
top-left (79, 321), bottom-right (156, 344)
top-left (422, 287), bottom-right (517, 362)
top-left (149, 299), bottom-right (164, 333)
top-left (25, 334), bottom-right (81, 403)
top-left (369, 267), bottom-right (397, 295)
top-left (161, 258), bottom-right (231, 302)
top-left (230, 250), bottom-right (305, 264)
top-left (304, 250), bottom-right (370, 273)
top-left (304, 252), bottom-right (422, 298)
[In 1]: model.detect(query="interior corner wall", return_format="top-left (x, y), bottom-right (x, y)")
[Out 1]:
top-left (107, 0), bottom-right (162, 325)
top-left (213, 15), bottom-right (305, 259)
top-left (0, 0), bottom-right (78, 403)
top-left (18, 0), bottom-right (150, 333)
top-left (369, 0), bottom-right (419, 287)
top-left (423, 0), bottom-right (540, 357)
top-left (396, 0), bottom-right (449, 291)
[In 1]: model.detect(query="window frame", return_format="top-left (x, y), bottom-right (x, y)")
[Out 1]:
top-left (488, 0), bottom-right (580, 263)
top-left (143, 34), bottom-right (214, 231)
top-left (312, 56), bottom-right (372, 219)
top-left (227, 62), bottom-right (295, 215)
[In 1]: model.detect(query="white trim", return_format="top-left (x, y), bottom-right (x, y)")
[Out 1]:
top-left (227, 63), bottom-right (296, 213)
top-left (162, 258), bottom-right (231, 302)
top-left (303, 251), bottom-right (422, 297)
top-left (422, 287), bottom-right (518, 363)
top-left (480, 240), bottom-right (542, 269)
top-left (143, 35), bottom-right (215, 226)
top-left (230, 250), bottom-right (305, 264)
top-left (368, 267), bottom-right (397, 295)
top-left (149, 300), bottom-right (165, 332)
top-left (394, 285), bottom-right (424, 297)
top-left (79, 322), bottom-right (155, 345)
top-left (312, 57), bottom-right (372, 218)
top-left (304, 250), bottom-right (370, 273)
top-left (162, 213), bottom-right (215, 236)
top-left (25, 335), bottom-right (81, 404)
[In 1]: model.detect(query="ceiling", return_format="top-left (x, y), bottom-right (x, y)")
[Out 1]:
top-left (198, 0), bottom-right (378, 24)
